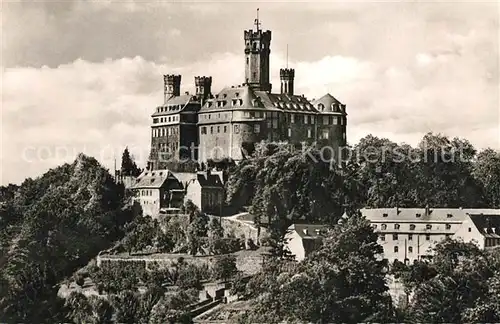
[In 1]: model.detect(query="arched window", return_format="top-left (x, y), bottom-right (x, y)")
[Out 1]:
top-left (381, 224), bottom-right (387, 230)
top-left (253, 42), bottom-right (257, 50)
top-left (318, 103), bottom-right (324, 111)
top-left (394, 246), bottom-right (399, 253)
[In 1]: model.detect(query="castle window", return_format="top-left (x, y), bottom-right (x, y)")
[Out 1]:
top-left (383, 213), bottom-right (388, 217)
top-left (307, 128), bottom-right (312, 138)
top-left (446, 224), bottom-right (452, 230)
top-left (254, 124), bottom-right (260, 133)
top-left (408, 234), bottom-right (413, 240)
top-left (393, 234), bottom-right (398, 240)
top-left (168, 116), bottom-right (172, 122)
top-left (235, 92), bottom-right (239, 97)
top-left (244, 111), bottom-right (250, 118)
top-left (253, 42), bottom-right (257, 50)
top-left (304, 115), bottom-right (308, 124)
top-left (394, 224), bottom-right (400, 230)
top-left (394, 246), bottom-right (399, 253)
top-left (331, 103), bottom-right (337, 111)
top-left (416, 213), bottom-right (421, 218)
top-left (208, 114), bottom-right (211, 119)
top-left (333, 117), bottom-right (338, 125)
top-left (288, 128), bottom-right (291, 137)
top-left (224, 125), bottom-right (227, 133)
top-left (447, 213), bottom-right (453, 218)
top-left (234, 125), bottom-right (240, 134)
top-left (322, 130), bottom-right (329, 139)
top-left (232, 99), bottom-right (237, 107)
top-left (318, 103), bottom-right (324, 111)
top-left (217, 126), bottom-right (220, 133)
top-left (223, 94), bottom-right (227, 98)
top-left (426, 234), bottom-right (430, 241)
top-left (408, 246), bottom-right (413, 253)
top-left (239, 99), bottom-right (243, 106)
top-left (381, 224), bottom-right (387, 230)
top-left (210, 126), bottom-right (214, 134)
top-left (380, 235), bottom-right (385, 241)
top-left (410, 224), bottom-right (416, 230)
top-left (246, 57), bottom-right (249, 65)
top-left (426, 224), bottom-right (432, 230)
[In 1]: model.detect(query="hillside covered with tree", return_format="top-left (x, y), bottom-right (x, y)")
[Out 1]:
top-left (0, 154), bottom-right (136, 322)
top-left (226, 133), bottom-right (500, 232)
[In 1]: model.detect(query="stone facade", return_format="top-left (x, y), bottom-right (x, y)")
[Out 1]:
top-left (148, 16), bottom-right (347, 169)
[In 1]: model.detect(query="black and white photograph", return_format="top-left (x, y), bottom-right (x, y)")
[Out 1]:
top-left (1, 1), bottom-right (499, 323)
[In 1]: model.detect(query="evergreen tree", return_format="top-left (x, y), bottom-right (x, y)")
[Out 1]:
top-left (121, 147), bottom-right (141, 177)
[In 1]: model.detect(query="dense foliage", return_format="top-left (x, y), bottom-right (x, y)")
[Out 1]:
top-left (240, 213), bottom-right (394, 323)
top-left (226, 133), bottom-right (500, 232)
top-left (392, 240), bottom-right (500, 322)
top-left (0, 154), bottom-right (136, 322)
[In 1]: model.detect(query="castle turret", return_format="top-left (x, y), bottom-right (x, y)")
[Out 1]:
top-left (195, 76), bottom-right (212, 102)
top-left (280, 68), bottom-right (295, 95)
top-left (244, 10), bottom-right (271, 92)
top-left (164, 74), bottom-right (181, 103)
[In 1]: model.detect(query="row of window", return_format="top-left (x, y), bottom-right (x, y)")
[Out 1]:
top-left (141, 189), bottom-right (153, 196)
top-left (198, 111), bottom-right (345, 126)
top-left (153, 115), bottom-right (179, 124)
top-left (380, 233), bottom-right (452, 241)
top-left (152, 127), bottom-right (179, 137)
top-left (156, 105), bottom-right (182, 113)
top-left (202, 191), bottom-right (223, 208)
top-left (382, 213), bottom-right (454, 218)
top-left (374, 223), bottom-right (453, 231)
top-left (158, 142), bottom-right (179, 152)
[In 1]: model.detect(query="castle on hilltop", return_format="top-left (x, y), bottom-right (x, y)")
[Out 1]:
top-left (147, 14), bottom-right (347, 170)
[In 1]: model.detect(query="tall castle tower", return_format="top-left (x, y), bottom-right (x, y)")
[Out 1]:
top-left (244, 10), bottom-right (271, 92)
top-left (280, 68), bottom-right (295, 95)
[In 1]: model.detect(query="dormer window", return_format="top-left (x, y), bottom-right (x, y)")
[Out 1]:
top-left (223, 94), bottom-right (227, 98)
top-left (331, 103), bottom-right (337, 111)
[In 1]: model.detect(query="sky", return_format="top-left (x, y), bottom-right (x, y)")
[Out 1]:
top-left (2, 0), bottom-right (499, 185)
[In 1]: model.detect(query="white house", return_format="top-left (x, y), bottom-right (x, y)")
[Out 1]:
top-left (285, 224), bottom-right (328, 262)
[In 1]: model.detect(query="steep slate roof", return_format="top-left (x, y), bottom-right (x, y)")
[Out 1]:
top-left (312, 93), bottom-right (347, 115)
top-left (199, 84), bottom-right (338, 114)
top-left (361, 207), bottom-right (500, 223)
top-left (132, 169), bottom-right (177, 189)
top-left (152, 94), bottom-right (199, 117)
top-left (469, 214), bottom-right (500, 238)
top-left (289, 224), bottom-right (328, 239)
top-left (196, 172), bottom-right (224, 188)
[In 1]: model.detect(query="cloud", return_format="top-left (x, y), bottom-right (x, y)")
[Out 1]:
top-left (2, 1), bottom-right (498, 184)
